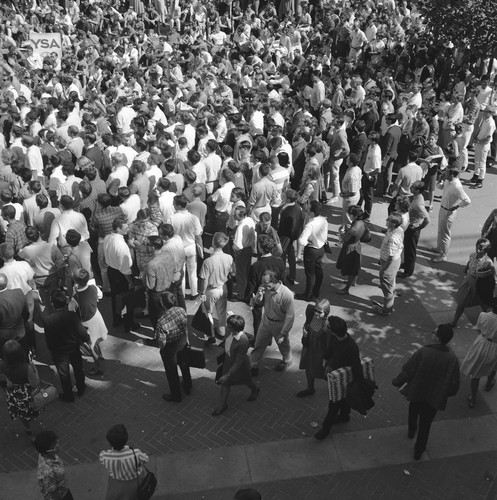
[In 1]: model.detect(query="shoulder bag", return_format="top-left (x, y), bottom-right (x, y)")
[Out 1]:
top-left (32, 381), bottom-right (58, 411)
top-left (132, 449), bottom-right (157, 500)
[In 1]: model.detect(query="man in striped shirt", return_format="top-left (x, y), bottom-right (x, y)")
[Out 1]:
top-left (268, 155), bottom-right (290, 228)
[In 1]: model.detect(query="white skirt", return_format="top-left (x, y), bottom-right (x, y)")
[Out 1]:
top-left (83, 309), bottom-right (108, 346)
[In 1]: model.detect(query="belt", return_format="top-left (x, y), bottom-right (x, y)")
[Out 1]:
top-left (441, 206), bottom-right (450, 210)
top-left (266, 317), bottom-right (281, 322)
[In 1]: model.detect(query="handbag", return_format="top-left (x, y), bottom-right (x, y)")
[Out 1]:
top-left (191, 303), bottom-right (213, 337)
top-left (32, 382), bottom-right (58, 411)
top-left (327, 357), bottom-right (375, 402)
top-left (80, 341), bottom-right (93, 358)
top-left (180, 344), bottom-right (206, 369)
top-left (360, 225), bottom-right (372, 243)
top-left (132, 449), bottom-right (157, 500)
top-left (346, 378), bottom-right (377, 415)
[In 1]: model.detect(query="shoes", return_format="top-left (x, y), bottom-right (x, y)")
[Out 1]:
top-left (214, 329), bottom-right (226, 340)
top-left (296, 388), bottom-right (315, 398)
top-left (474, 180), bottom-right (483, 188)
top-left (87, 368), bottom-right (103, 376)
top-left (211, 405), bottom-right (228, 416)
top-left (397, 272), bottom-right (412, 279)
top-left (467, 395), bottom-right (476, 408)
top-left (275, 360), bottom-right (292, 372)
top-left (314, 428), bottom-right (330, 440)
top-left (432, 255), bottom-right (447, 263)
top-left (286, 277), bottom-right (297, 286)
top-left (295, 293), bottom-right (313, 302)
top-left (428, 247), bottom-right (441, 254)
top-left (58, 393), bottom-right (75, 403)
top-left (186, 294), bottom-right (199, 301)
top-left (372, 304), bottom-right (391, 316)
top-left (182, 382), bottom-right (192, 395)
top-left (162, 393), bottom-right (181, 403)
top-left (470, 174), bottom-right (478, 183)
top-left (77, 384), bottom-right (86, 397)
top-left (247, 387), bottom-right (260, 401)
top-left (335, 414), bottom-right (350, 424)
top-left (251, 367), bottom-right (259, 377)
top-left (336, 287), bottom-right (350, 295)
top-left (427, 205), bottom-right (433, 213)
top-left (125, 322), bottom-right (141, 333)
top-left (485, 378), bottom-right (495, 392)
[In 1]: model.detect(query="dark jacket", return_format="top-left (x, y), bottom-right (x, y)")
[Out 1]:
top-left (42, 308), bottom-right (90, 356)
top-left (246, 255), bottom-right (285, 299)
top-left (0, 289), bottom-right (29, 343)
top-left (392, 344), bottom-right (460, 411)
top-left (221, 332), bottom-right (252, 385)
top-left (278, 204), bottom-right (303, 241)
top-left (324, 334), bottom-right (363, 382)
top-left (380, 124), bottom-right (402, 161)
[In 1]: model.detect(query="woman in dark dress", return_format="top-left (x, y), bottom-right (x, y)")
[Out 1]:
top-left (336, 205), bottom-right (368, 294)
top-left (482, 209), bottom-right (497, 261)
top-left (297, 299), bottom-right (331, 397)
top-left (212, 315), bottom-right (259, 416)
top-left (0, 340), bottom-right (41, 436)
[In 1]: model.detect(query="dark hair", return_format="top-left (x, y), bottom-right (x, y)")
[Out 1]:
top-left (173, 194), bottom-right (188, 209)
top-left (258, 234), bottom-right (275, 254)
top-left (348, 205), bottom-right (364, 219)
top-left (34, 430), bottom-right (58, 454)
top-left (227, 314), bottom-right (245, 333)
top-left (60, 195), bottom-right (74, 210)
top-left (66, 229), bottom-right (82, 247)
top-left (158, 223), bottom-right (174, 239)
top-left (310, 200), bottom-right (322, 216)
top-left (112, 216), bottom-right (128, 231)
top-left (2, 340), bottom-right (27, 367)
top-left (51, 290), bottom-right (68, 309)
top-left (328, 316), bottom-right (348, 337)
top-left (1, 205), bottom-right (16, 220)
top-left (25, 226), bottom-right (40, 242)
top-left (435, 324), bottom-right (454, 345)
top-left (106, 424), bottom-right (128, 450)
top-left (98, 193), bottom-right (112, 208)
top-left (36, 193), bottom-right (49, 209)
top-left (234, 488), bottom-right (262, 500)
top-left (161, 291), bottom-right (177, 309)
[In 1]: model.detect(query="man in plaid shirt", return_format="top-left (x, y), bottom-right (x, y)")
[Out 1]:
top-left (373, 212), bottom-right (404, 315)
top-left (1, 205), bottom-right (27, 257)
top-left (154, 291), bottom-right (191, 403)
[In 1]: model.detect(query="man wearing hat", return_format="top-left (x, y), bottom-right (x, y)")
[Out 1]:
top-left (392, 324), bottom-right (460, 460)
top-left (472, 105), bottom-right (496, 188)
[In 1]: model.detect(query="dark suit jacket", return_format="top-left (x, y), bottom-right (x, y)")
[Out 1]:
top-left (246, 256), bottom-right (285, 298)
top-left (0, 289), bottom-right (29, 343)
top-left (291, 139), bottom-right (308, 189)
top-left (278, 203), bottom-right (303, 241)
top-left (381, 124), bottom-right (402, 161)
top-left (84, 145), bottom-right (104, 173)
top-left (222, 332), bottom-right (251, 385)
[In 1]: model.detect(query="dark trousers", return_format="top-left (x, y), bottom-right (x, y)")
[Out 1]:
top-left (214, 210), bottom-right (229, 234)
top-left (360, 174), bottom-right (377, 219)
top-left (321, 399), bottom-right (351, 432)
top-left (378, 159), bottom-right (395, 195)
top-left (234, 246), bottom-right (253, 299)
top-left (403, 226), bottom-right (421, 276)
top-left (408, 400), bottom-right (437, 453)
top-left (252, 304), bottom-right (263, 338)
top-left (280, 236), bottom-right (296, 281)
top-left (148, 290), bottom-right (163, 330)
top-left (108, 267), bottom-right (144, 329)
top-left (303, 246), bottom-right (325, 298)
top-left (271, 206), bottom-right (282, 229)
top-left (387, 195), bottom-right (398, 215)
top-left (160, 336), bottom-right (192, 400)
top-left (52, 349), bottom-right (85, 400)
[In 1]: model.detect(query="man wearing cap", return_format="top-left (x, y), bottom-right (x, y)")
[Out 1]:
top-left (471, 106), bottom-right (496, 188)
top-left (392, 324), bottom-right (460, 460)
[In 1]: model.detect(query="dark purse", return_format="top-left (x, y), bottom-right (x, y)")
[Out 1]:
top-left (360, 225), bottom-right (372, 243)
top-left (132, 449), bottom-right (157, 500)
top-left (191, 303), bottom-right (213, 337)
top-left (346, 378), bottom-right (377, 415)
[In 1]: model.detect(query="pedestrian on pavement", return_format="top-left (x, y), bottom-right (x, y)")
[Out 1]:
top-left (198, 232), bottom-right (234, 343)
top-left (392, 324), bottom-right (460, 460)
top-left (35, 430), bottom-right (74, 500)
top-left (430, 168), bottom-right (471, 263)
top-left (450, 238), bottom-right (495, 327)
top-left (41, 290), bottom-right (89, 403)
top-left (155, 291), bottom-right (192, 403)
top-left (372, 213), bottom-right (404, 315)
top-left (100, 424), bottom-right (150, 500)
top-left (336, 205), bottom-right (368, 295)
top-left (314, 316), bottom-right (362, 440)
top-left (462, 302), bottom-right (497, 408)
top-left (398, 181), bottom-right (430, 279)
top-left (481, 208), bottom-right (497, 261)
top-left (212, 315), bottom-right (259, 416)
top-left (250, 270), bottom-right (295, 375)
top-left (297, 299), bottom-right (331, 398)
top-left (0, 340), bottom-right (41, 437)
top-left (471, 106), bottom-right (496, 188)
top-left (296, 200), bottom-right (328, 302)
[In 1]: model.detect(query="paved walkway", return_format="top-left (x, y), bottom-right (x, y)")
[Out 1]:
top-left (0, 166), bottom-right (496, 499)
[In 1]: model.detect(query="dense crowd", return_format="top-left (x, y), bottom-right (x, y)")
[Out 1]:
top-left (0, 0), bottom-right (497, 498)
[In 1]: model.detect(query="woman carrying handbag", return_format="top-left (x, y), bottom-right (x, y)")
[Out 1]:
top-left (100, 424), bottom-right (156, 500)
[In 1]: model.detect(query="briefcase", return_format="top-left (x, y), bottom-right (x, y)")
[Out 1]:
top-left (327, 357), bottom-right (375, 402)
top-left (180, 344), bottom-right (206, 369)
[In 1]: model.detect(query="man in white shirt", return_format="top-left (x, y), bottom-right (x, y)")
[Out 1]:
top-left (168, 194), bottom-right (203, 299)
top-left (48, 195), bottom-right (89, 255)
top-left (157, 178), bottom-right (176, 222)
top-left (115, 97), bottom-right (137, 134)
top-left (297, 201), bottom-right (328, 301)
top-left (209, 168), bottom-right (235, 233)
top-left (23, 136), bottom-right (44, 181)
top-left (103, 216), bottom-right (141, 332)
top-left (232, 206), bottom-right (256, 300)
top-left (57, 164), bottom-right (80, 200)
top-left (430, 168), bottom-right (471, 262)
top-left (472, 106), bottom-right (496, 187)
top-left (118, 187), bottom-right (140, 223)
top-left (106, 153), bottom-right (130, 196)
top-left (202, 140), bottom-right (222, 194)
top-left (361, 131), bottom-right (382, 220)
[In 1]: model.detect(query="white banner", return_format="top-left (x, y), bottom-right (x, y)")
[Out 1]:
top-left (29, 32), bottom-right (62, 61)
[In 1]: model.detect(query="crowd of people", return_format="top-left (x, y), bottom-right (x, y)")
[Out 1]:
top-left (0, 0), bottom-right (497, 497)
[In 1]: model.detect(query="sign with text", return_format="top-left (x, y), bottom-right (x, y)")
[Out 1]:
top-left (29, 32), bottom-right (62, 61)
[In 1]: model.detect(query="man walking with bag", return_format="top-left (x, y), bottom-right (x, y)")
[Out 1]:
top-left (392, 324), bottom-right (460, 460)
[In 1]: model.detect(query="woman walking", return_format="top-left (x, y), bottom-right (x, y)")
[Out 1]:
top-left (297, 299), bottom-right (331, 397)
top-left (212, 315), bottom-right (259, 416)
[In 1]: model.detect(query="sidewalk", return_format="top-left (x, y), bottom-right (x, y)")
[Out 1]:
top-left (2, 414), bottom-right (497, 499)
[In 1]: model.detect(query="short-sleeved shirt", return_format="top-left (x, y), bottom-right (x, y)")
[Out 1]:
top-left (200, 251), bottom-right (233, 289)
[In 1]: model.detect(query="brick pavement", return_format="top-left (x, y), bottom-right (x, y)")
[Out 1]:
top-left (0, 166), bottom-right (496, 498)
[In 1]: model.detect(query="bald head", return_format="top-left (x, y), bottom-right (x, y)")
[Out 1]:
top-left (0, 273), bottom-right (8, 290)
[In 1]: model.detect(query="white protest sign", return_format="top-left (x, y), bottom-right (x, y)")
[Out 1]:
top-left (29, 32), bottom-right (62, 61)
